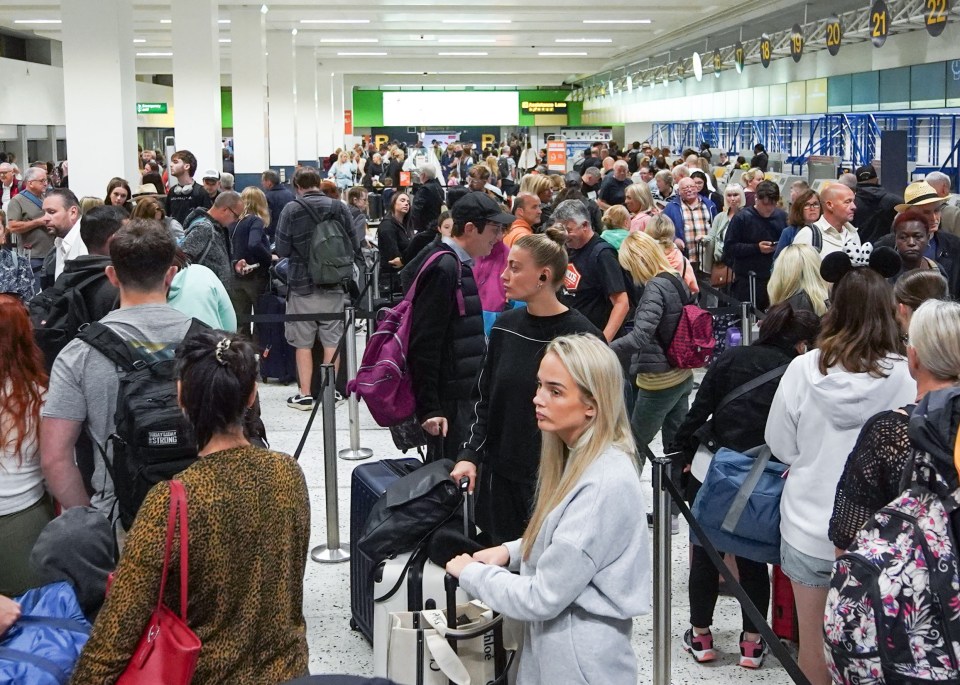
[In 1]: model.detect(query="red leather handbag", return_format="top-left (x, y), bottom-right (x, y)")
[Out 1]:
top-left (117, 480), bottom-right (202, 684)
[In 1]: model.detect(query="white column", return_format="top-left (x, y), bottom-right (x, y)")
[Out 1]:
top-left (316, 70), bottom-right (334, 160)
top-left (61, 0), bottom-right (138, 197)
top-left (332, 72), bottom-right (345, 152)
top-left (295, 47), bottom-right (318, 165)
top-left (230, 7), bottom-right (268, 176)
top-left (171, 0), bottom-right (222, 176)
top-left (267, 31), bottom-right (297, 168)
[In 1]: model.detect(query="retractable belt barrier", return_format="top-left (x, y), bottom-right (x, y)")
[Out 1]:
top-left (650, 455), bottom-right (811, 685)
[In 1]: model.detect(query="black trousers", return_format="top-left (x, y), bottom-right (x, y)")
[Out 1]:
top-left (475, 467), bottom-right (536, 546)
top-left (732, 274), bottom-right (770, 311)
top-left (687, 477), bottom-right (771, 633)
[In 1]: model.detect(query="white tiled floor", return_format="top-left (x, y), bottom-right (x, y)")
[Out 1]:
top-left (259, 336), bottom-right (791, 683)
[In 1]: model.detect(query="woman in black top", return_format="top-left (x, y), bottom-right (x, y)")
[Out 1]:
top-left (829, 298), bottom-right (960, 551)
top-left (451, 228), bottom-right (601, 544)
top-left (690, 169), bottom-right (723, 214)
top-left (377, 191), bottom-right (412, 296)
top-left (672, 302), bottom-right (820, 668)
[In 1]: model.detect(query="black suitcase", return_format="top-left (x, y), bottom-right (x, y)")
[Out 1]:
top-left (256, 291), bottom-right (297, 384)
top-left (350, 458), bottom-right (423, 643)
top-left (367, 192), bottom-right (384, 221)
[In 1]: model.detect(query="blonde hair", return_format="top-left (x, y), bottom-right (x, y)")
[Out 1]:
top-left (550, 173), bottom-right (566, 193)
top-left (618, 230), bottom-right (675, 284)
top-left (625, 182), bottom-right (655, 213)
top-left (767, 244), bottom-right (830, 316)
top-left (515, 227), bottom-right (568, 287)
top-left (644, 214), bottom-right (677, 250)
top-left (520, 174), bottom-right (553, 198)
top-left (80, 196), bottom-right (104, 216)
top-left (240, 186), bottom-right (270, 225)
top-left (485, 155), bottom-right (499, 180)
top-left (909, 299), bottom-right (960, 381)
top-left (602, 205), bottom-right (630, 230)
top-left (723, 183), bottom-right (746, 212)
top-left (742, 168), bottom-right (765, 187)
top-left (522, 334), bottom-right (636, 559)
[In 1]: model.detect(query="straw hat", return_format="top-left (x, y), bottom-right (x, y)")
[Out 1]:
top-left (132, 183), bottom-right (162, 197)
top-left (894, 181), bottom-right (946, 213)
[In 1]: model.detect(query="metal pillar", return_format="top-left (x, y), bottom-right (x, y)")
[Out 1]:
top-left (339, 307), bottom-right (373, 462)
top-left (651, 456), bottom-right (673, 685)
top-left (740, 301), bottom-right (753, 346)
top-left (311, 364), bottom-right (350, 563)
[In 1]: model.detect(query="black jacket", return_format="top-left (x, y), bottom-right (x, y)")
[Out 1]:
top-left (409, 243), bottom-right (485, 421)
top-left (722, 206), bottom-right (787, 279)
top-left (877, 230), bottom-right (960, 299)
top-left (230, 215), bottom-right (272, 270)
top-left (377, 214), bottom-right (411, 274)
top-left (610, 273), bottom-right (688, 375)
top-left (673, 342), bottom-right (797, 463)
top-left (409, 178), bottom-right (444, 232)
top-left (165, 182), bottom-right (212, 226)
top-left (264, 184), bottom-right (296, 236)
top-left (57, 255), bottom-right (119, 322)
top-left (854, 184), bottom-right (902, 244)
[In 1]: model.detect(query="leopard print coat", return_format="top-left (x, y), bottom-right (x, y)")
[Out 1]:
top-left (70, 446), bottom-right (310, 684)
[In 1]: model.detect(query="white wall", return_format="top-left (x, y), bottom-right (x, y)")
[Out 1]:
top-left (0, 58), bottom-right (65, 127)
top-left (135, 81), bottom-right (175, 128)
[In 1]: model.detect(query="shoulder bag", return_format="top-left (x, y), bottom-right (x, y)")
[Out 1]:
top-left (117, 480), bottom-right (201, 685)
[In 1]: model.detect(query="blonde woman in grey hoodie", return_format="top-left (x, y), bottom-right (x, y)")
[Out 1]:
top-left (447, 334), bottom-right (651, 685)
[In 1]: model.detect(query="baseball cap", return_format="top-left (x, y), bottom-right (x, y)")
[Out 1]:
top-left (201, 169), bottom-right (220, 181)
top-left (450, 191), bottom-right (515, 226)
top-left (855, 164), bottom-right (878, 183)
top-left (564, 170), bottom-right (582, 187)
top-left (894, 181), bottom-right (946, 213)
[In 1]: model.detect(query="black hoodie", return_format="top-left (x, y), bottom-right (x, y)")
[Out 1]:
top-left (58, 254), bottom-right (119, 322)
top-left (909, 385), bottom-right (960, 492)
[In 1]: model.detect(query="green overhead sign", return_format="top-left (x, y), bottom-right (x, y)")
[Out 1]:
top-left (137, 102), bottom-right (168, 114)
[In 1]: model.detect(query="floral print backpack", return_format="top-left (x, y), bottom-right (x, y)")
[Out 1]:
top-left (824, 444), bottom-right (960, 684)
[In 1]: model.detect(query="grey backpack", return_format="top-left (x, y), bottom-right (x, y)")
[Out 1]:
top-left (296, 198), bottom-right (355, 288)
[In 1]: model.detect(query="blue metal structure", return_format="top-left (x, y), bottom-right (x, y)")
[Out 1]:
top-left (652, 113), bottom-right (960, 186)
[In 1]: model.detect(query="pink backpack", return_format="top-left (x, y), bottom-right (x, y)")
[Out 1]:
top-left (659, 274), bottom-right (715, 369)
top-left (346, 250), bottom-right (464, 427)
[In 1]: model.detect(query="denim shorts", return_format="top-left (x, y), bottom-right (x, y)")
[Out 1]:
top-left (780, 539), bottom-right (834, 588)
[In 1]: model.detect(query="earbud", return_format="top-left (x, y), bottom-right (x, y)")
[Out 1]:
top-left (539, 274), bottom-right (548, 282)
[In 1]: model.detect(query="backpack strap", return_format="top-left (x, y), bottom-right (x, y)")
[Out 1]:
top-left (653, 272), bottom-right (692, 351)
top-left (807, 223), bottom-right (823, 251)
top-left (714, 364), bottom-right (790, 416)
top-left (406, 248), bottom-right (466, 316)
top-left (76, 322), bottom-right (140, 372)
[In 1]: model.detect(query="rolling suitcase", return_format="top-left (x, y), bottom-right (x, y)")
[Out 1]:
top-left (350, 458), bottom-right (423, 643)
top-left (255, 290), bottom-right (297, 383)
top-left (367, 192), bottom-right (384, 222)
top-left (771, 564), bottom-right (799, 643)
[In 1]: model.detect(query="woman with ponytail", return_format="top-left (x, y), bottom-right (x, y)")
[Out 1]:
top-left (72, 331), bottom-right (310, 684)
top-left (447, 334), bottom-right (651, 685)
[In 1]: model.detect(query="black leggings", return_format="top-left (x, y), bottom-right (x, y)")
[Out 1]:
top-left (687, 477), bottom-right (771, 633)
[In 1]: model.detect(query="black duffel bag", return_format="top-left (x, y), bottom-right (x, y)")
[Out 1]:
top-left (357, 459), bottom-right (462, 564)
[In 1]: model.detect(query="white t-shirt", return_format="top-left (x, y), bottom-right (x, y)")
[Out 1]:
top-left (0, 381), bottom-right (43, 516)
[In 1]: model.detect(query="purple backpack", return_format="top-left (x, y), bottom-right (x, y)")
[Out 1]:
top-left (346, 250), bottom-right (464, 427)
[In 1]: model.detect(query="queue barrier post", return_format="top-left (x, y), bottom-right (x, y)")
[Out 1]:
top-left (310, 363), bottom-right (350, 563)
top-left (339, 307), bottom-right (374, 462)
top-left (651, 455), bottom-right (673, 685)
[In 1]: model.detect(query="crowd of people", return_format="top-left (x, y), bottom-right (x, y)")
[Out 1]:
top-left (1, 133), bottom-right (960, 685)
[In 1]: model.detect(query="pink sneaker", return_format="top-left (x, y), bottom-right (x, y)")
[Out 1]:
top-left (738, 632), bottom-right (767, 669)
top-left (682, 628), bottom-right (716, 663)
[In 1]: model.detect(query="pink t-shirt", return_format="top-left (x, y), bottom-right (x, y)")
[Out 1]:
top-left (665, 247), bottom-right (699, 294)
top-left (630, 209), bottom-right (659, 233)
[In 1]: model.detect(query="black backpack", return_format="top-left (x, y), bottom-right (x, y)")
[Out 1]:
top-left (30, 270), bottom-right (112, 374)
top-left (497, 156), bottom-right (511, 181)
top-left (77, 319), bottom-right (207, 529)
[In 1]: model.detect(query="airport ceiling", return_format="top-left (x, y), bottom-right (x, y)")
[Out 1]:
top-left (0, 0), bottom-right (873, 87)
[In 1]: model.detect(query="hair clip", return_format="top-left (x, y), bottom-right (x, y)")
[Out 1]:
top-left (214, 338), bottom-right (231, 366)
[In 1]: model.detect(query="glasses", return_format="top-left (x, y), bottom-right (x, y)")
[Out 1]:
top-left (485, 222), bottom-right (507, 236)
top-left (803, 202), bottom-right (821, 209)
top-left (227, 206), bottom-right (242, 221)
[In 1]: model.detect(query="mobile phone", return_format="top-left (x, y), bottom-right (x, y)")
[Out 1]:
top-left (241, 263), bottom-right (260, 275)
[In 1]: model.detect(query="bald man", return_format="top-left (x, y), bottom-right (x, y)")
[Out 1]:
top-left (793, 183), bottom-right (860, 257)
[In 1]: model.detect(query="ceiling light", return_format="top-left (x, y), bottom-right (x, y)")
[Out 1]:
top-left (291, 28), bottom-right (298, 36)
top-left (441, 19), bottom-right (511, 24)
top-left (137, 52), bottom-right (173, 57)
top-left (320, 38), bottom-right (378, 43)
top-left (260, 4), bottom-right (269, 14)
top-left (438, 38), bottom-right (496, 43)
top-left (583, 19), bottom-right (651, 24)
top-left (555, 38), bottom-right (611, 43)
top-left (336, 51), bottom-right (387, 56)
top-left (160, 19), bottom-right (171, 24)
top-left (300, 19), bottom-right (369, 24)
top-left (438, 51), bottom-right (488, 56)
top-left (538, 51), bottom-right (587, 56)
top-left (218, 19), bottom-right (230, 24)
top-left (13, 19), bottom-right (61, 24)
top-left (219, 38), bottom-right (231, 43)
top-left (133, 38), bottom-right (147, 43)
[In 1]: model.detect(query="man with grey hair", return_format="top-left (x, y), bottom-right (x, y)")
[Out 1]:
top-left (926, 171), bottom-right (960, 236)
top-left (0, 162), bottom-right (18, 211)
top-left (580, 166), bottom-right (602, 201)
top-left (6, 166), bottom-right (50, 290)
top-left (554, 199), bottom-right (630, 341)
top-left (219, 172), bottom-right (235, 192)
top-left (181, 190), bottom-right (244, 284)
top-left (597, 159), bottom-right (633, 211)
top-left (409, 163), bottom-right (444, 231)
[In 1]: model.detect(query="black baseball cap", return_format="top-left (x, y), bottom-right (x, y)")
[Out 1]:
top-left (450, 191), bottom-right (515, 226)
top-left (855, 164), bottom-right (878, 182)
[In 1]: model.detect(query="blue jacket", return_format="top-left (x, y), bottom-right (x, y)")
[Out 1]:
top-left (661, 194), bottom-right (717, 246)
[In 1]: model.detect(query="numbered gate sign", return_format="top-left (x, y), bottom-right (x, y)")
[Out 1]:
top-left (735, 41), bottom-right (745, 74)
top-left (826, 15), bottom-right (842, 56)
top-left (760, 34), bottom-right (772, 68)
top-left (926, 0), bottom-right (949, 37)
top-left (791, 24), bottom-right (804, 62)
top-left (871, 0), bottom-right (889, 47)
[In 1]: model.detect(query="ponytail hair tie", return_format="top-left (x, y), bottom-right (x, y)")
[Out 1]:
top-left (214, 338), bottom-right (231, 366)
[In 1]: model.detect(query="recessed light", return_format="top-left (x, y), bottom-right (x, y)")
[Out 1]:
top-left (438, 38), bottom-right (496, 43)
top-left (137, 52), bottom-right (173, 57)
top-left (441, 19), bottom-right (511, 24)
top-left (219, 38), bottom-right (231, 43)
top-left (538, 51), bottom-right (588, 56)
top-left (300, 19), bottom-right (370, 24)
top-left (260, 4), bottom-right (269, 15)
top-left (582, 19), bottom-right (651, 24)
top-left (336, 51), bottom-right (387, 56)
top-left (13, 19), bottom-right (61, 24)
top-left (160, 19), bottom-right (171, 24)
top-left (555, 38), bottom-right (612, 43)
top-left (133, 38), bottom-right (147, 43)
top-left (438, 51), bottom-right (488, 56)
top-left (319, 38), bottom-right (378, 43)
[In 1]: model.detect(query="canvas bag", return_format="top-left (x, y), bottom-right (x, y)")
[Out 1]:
top-left (386, 602), bottom-right (507, 685)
